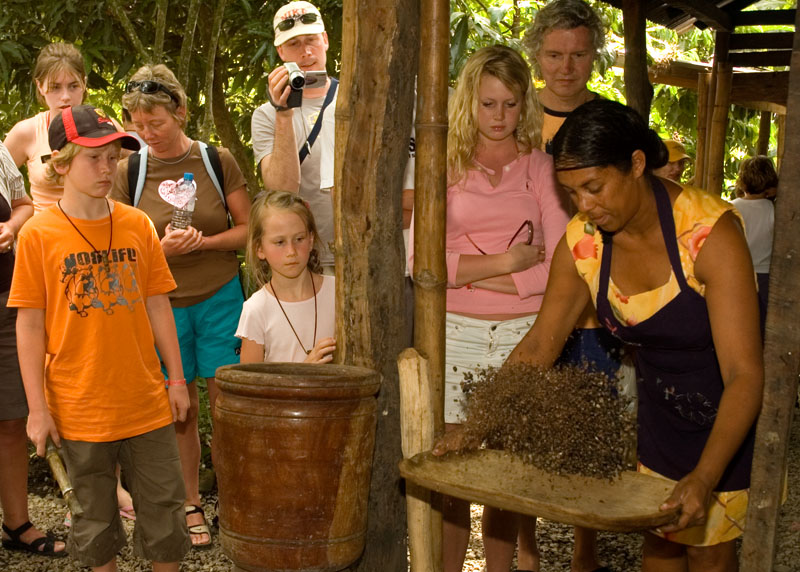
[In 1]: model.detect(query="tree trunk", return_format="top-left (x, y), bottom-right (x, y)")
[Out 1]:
top-left (622, 0), bottom-right (652, 119)
top-left (199, 0), bottom-right (227, 141)
top-left (740, 14), bottom-right (800, 570)
top-left (756, 111), bottom-right (772, 156)
top-left (154, 0), bottom-right (168, 61)
top-left (106, 0), bottom-right (150, 61)
top-left (178, 0), bottom-right (202, 89)
top-left (335, 1), bottom-right (419, 570)
top-left (211, 56), bottom-right (261, 197)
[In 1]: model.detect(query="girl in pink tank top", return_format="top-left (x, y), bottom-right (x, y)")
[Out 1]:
top-left (3, 43), bottom-right (87, 212)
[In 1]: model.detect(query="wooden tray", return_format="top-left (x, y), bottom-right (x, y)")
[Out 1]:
top-left (399, 450), bottom-right (680, 532)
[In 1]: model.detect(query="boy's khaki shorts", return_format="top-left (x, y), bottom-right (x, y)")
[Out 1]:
top-left (60, 424), bottom-right (191, 567)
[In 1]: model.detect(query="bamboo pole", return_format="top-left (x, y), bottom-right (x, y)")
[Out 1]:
top-left (703, 32), bottom-right (728, 189)
top-left (706, 62), bottom-right (733, 195)
top-left (777, 113), bottom-right (786, 171)
top-left (740, 13), bottom-right (800, 569)
top-left (695, 72), bottom-right (710, 186)
top-left (398, 349), bottom-right (436, 572)
top-left (413, 1), bottom-right (449, 569)
top-left (756, 111), bottom-right (772, 156)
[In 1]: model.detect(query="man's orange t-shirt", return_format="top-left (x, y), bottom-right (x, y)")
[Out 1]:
top-left (9, 201), bottom-right (176, 441)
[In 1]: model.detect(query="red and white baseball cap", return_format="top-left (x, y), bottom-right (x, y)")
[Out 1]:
top-left (273, 1), bottom-right (325, 46)
top-left (48, 105), bottom-right (140, 152)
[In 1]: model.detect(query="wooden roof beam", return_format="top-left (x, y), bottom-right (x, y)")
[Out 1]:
top-left (662, 0), bottom-right (733, 31)
top-left (733, 10), bottom-right (796, 27)
top-left (729, 50), bottom-right (792, 68)
top-left (729, 33), bottom-right (794, 51)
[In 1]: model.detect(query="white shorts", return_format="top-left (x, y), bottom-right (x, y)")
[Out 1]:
top-left (444, 312), bottom-right (536, 423)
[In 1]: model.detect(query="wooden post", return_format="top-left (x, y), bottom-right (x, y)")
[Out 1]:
top-left (398, 349), bottom-right (436, 572)
top-left (706, 62), bottom-right (733, 195)
top-left (703, 31), bottom-right (728, 189)
top-left (413, 1), bottom-right (449, 569)
top-left (335, 1), bottom-right (419, 570)
top-left (740, 12), bottom-right (800, 569)
top-left (695, 72), bottom-right (710, 186)
top-left (756, 111), bottom-right (772, 156)
top-left (622, 0), bottom-right (652, 119)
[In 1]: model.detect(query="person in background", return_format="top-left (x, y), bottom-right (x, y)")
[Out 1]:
top-left (409, 45), bottom-right (569, 572)
top-left (111, 63), bottom-right (251, 548)
top-left (252, 1), bottom-right (338, 274)
top-left (653, 139), bottom-right (691, 183)
top-left (0, 142), bottom-right (65, 558)
top-left (524, 3), bottom-right (618, 569)
top-left (732, 155), bottom-right (777, 338)
top-left (4, 43), bottom-right (87, 212)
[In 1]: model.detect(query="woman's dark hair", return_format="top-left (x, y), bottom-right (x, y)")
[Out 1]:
top-left (552, 100), bottom-right (668, 173)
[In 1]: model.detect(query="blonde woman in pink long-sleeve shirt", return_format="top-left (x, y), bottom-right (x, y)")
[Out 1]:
top-left (410, 45), bottom-right (570, 572)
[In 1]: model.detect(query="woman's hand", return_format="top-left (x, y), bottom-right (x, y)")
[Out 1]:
top-left (0, 222), bottom-right (15, 252)
top-left (656, 471), bottom-right (714, 533)
top-left (304, 337), bottom-right (336, 364)
top-left (432, 424), bottom-right (480, 456)
top-left (161, 224), bottom-right (204, 257)
top-left (506, 242), bottom-right (546, 273)
top-left (27, 409), bottom-right (60, 457)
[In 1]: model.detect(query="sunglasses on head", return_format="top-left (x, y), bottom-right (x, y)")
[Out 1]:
top-left (276, 12), bottom-right (319, 32)
top-left (125, 81), bottom-right (180, 106)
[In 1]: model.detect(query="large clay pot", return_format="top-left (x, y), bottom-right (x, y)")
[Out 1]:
top-left (214, 363), bottom-right (381, 572)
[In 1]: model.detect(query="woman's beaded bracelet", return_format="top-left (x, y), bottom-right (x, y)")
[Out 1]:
top-left (165, 378), bottom-right (187, 388)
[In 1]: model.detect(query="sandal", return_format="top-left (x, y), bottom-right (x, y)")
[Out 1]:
top-left (119, 506), bottom-right (136, 521)
top-left (2, 521), bottom-right (68, 558)
top-left (185, 505), bottom-right (212, 549)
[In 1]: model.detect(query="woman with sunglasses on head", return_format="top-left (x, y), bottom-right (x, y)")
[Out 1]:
top-left (410, 45), bottom-right (569, 572)
top-left (436, 100), bottom-right (761, 571)
top-left (110, 64), bottom-right (251, 549)
top-left (3, 43), bottom-right (87, 212)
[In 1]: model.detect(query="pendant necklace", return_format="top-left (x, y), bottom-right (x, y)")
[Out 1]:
top-left (269, 272), bottom-right (317, 355)
top-left (57, 199), bottom-right (113, 270)
top-left (150, 140), bottom-right (193, 165)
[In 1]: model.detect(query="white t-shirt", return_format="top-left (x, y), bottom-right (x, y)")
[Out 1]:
top-left (252, 91), bottom-right (338, 265)
top-left (732, 197), bottom-right (774, 273)
top-left (236, 275), bottom-right (335, 363)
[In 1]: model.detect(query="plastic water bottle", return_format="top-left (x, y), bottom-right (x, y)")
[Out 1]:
top-left (171, 173), bottom-right (196, 230)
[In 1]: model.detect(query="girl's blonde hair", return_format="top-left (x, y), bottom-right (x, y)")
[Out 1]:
top-left (246, 191), bottom-right (322, 288)
top-left (448, 45), bottom-right (542, 183)
top-left (33, 43), bottom-right (87, 107)
top-left (44, 141), bottom-right (122, 186)
top-left (122, 64), bottom-right (188, 128)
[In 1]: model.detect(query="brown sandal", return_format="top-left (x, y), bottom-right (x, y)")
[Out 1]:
top-left (185, 505), bottom-right (212, 549)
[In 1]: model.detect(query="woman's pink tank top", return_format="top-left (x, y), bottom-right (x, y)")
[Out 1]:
top-left (26, 111), bottom-right (63, 212)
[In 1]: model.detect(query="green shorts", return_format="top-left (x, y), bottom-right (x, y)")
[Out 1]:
top-left (169, 275), bottom-right (243, 381)
top-left (60, 424), bottom-right (191, 566)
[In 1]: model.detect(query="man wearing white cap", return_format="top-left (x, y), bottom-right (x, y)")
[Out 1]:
top-left (252, 1), bottom-right (337, 271)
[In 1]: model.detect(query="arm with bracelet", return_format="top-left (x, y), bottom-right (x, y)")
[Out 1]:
top-left (145, 293), bottom-right (189, 422)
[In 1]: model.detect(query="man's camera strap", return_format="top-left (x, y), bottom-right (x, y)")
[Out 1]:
top-left (300, 78), bottom-right (339, 165)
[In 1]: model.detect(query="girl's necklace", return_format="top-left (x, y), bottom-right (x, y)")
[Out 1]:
top-left (57, 199), bottom-right (113, 269)
top-left (150, 141), bottom-right (193, 165)
top-left (269, 272), bottom-right (317, 355)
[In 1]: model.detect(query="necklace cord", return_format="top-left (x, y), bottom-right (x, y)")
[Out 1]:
top-left (269, 271), bottom-right (318, 355)
top-left (57, 199), bottom-right (113, 266)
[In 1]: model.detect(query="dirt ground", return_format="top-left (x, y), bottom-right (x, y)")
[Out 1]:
top-left (2, 412), bottom-right (799, 571)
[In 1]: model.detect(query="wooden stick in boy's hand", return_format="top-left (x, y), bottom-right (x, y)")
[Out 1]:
top-left (46, 438), bottom-right (84, 517)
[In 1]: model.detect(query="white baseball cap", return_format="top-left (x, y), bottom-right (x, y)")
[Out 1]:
top-left (273, 2), bottom-right (325, 47)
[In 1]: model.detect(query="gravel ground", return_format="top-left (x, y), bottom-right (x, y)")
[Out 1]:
top-left (2, 412), bottom-right (799, 571)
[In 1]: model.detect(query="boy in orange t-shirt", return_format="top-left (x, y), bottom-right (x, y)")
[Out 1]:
top-left (8, 105), bottom-right (191, 571)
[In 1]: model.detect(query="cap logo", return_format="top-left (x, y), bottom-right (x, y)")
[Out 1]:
top-left (95, 109), bottom-right (113, 125)
top-left (280, 8), bottom-right (307, 20)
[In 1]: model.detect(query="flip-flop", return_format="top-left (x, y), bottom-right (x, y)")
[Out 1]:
top-left (119, 506), bottom-right (136, 521)
top-left (1, 521), bottom-right (68, 558)
top-left (185, 505), bottom-right (212, 549)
